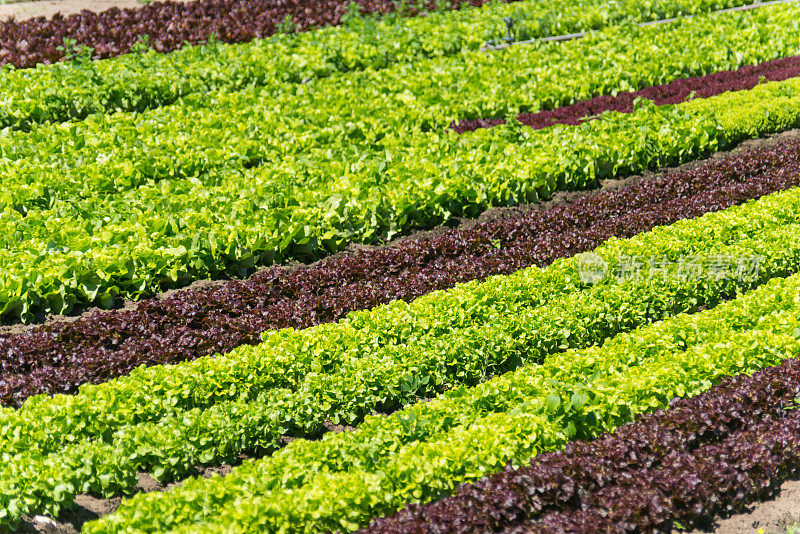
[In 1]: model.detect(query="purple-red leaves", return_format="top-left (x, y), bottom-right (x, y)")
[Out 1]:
top-left (0, 0), bottom-right (485, 68)
top-left (3, 139), bottom-right (800, 406)
top-left (363, 356), bottom-right (800, 534)
top-left (454, 54), bottom-right (800, 134)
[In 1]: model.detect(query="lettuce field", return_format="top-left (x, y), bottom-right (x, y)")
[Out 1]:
top-left (3, 0), bottom-right (800, 531)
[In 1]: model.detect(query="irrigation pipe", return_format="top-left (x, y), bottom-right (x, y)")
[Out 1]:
top-left (483, 0), bottom-right (800, 50)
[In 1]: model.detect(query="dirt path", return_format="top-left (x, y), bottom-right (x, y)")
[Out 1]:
top-left (700, 479), bottom-right (800, 533)
top-left (0, 0), bottom-right (189, 22)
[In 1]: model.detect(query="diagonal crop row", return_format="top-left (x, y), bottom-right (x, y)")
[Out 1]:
top-left (0, 0), bottom-right (761, 70)
top-left (6, 5), bottom-right (800, 323)
top-left (0, 0), bottom-right (753, 131)
top-left (8, 4), bottom-right (795, 208)
top-left (525, 415), bottom-right (800, 533)
top-left (363, 353), bottom-right (800, 534)
top-left (3, 180), bottom-right (800, 527)
top-left (0, 97), bottom-right (718, 322)
top-left (454, 49), bottom-right (800, 133)
top-left (85, 271), bottom-right (800, 534)
top-left (0, 0), bottom-right (481, 68)
top-left (3, 135), bottom-right (800, 407)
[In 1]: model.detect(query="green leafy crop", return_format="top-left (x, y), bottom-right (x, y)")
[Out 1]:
top-left (91, 266), bottom-right (800, 533)
top-left (0, 0), bottom-right (761, 132)
top-left (3, 4), bottom-right (800, 322)
top-left (3, 182), bottom-right (800, 528)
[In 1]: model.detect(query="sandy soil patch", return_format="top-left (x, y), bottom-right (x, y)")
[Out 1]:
top-left (0, 0), bottom-right (188, 22)
top-left (698, 479), bottom-right (800, 534)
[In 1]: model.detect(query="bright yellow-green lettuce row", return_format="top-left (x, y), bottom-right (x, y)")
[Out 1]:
top-left (1, 69), bottom-right (798, 324)
top-left (2, 182), bottom-right (800, 527)
top-left (2, 6), bottom-right (799, 321)
top-left (87, 273), bottom-right (800, 533)
top-left (3, 3), bottom-right (797, 210)
top-left (0, 107), bottom-right (712, 319)
top-left (0, 0), bottom-right (757, 132)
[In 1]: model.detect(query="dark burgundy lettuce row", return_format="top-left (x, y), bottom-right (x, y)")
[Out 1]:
top-left (0, 0), bottom-right (484, 68)
top-left (363, 356), bottom-right (800, 534)
top-left (525, 418), bottom-right (800, 534)
top-left (4, 140), bottom-right (800, 407)
top-left (453, 52), bottom-right (800, 133)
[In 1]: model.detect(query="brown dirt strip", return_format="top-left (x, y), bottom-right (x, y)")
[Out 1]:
top-left (18, 420), bottom-right (355, 533)
top-left (0, 0), bottom-right (189, 21)
top-left (697, 479), bottom-right (800, 533)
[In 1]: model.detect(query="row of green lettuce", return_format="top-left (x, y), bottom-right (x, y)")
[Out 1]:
top-left (4, 42), bottom-right (800, 322)
top-left (93, 273), bottom-right (800, 534)
top-left (2, 179), bottom-right (800, 528)
top-left (5, 3), bottom-right (797, 211)
top-left (0, 0), bottom-right (758, 132)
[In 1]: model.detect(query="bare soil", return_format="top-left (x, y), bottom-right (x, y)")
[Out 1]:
top-left (18, 466), bottom-right (243, 533)
top-left (0, 0), bottom-right (189, 22)
top-left (696, 478), bottom-right (800, 533)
